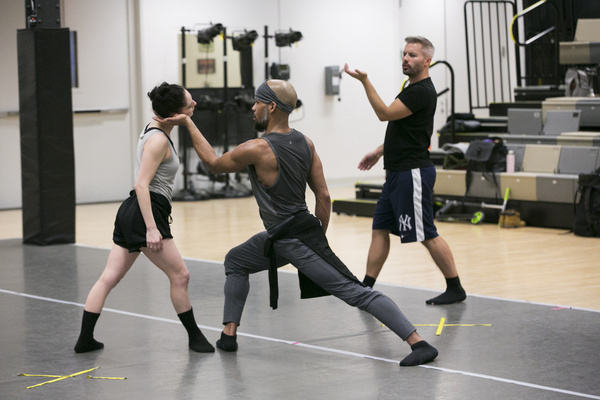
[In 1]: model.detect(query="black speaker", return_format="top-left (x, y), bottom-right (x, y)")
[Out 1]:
top-left (25, 0), bottom-right (62, 29)
top-left (18, 28), bottom-right (75, 245)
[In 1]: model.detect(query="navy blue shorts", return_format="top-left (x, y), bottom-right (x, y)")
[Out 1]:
top-left (372, 166), bottom-right (439, 243)
top-left (112, 191), bottom-right (173, 252)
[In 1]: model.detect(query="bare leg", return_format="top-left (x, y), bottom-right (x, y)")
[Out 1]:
top-left (405, 331), bottom-right (422, 346)
top-left (75, 244), bottom-right (138, 353)
top-left (141, 239), bottom-right (191, 314)
top-left (421, 236), bottom-right (458, 278)
top-left (364, 229), bottom-right (391, 285)
top-left (143, 239), bottom-right (214, 352)
top-left (84, 244), bottom-right (139, 313)
top-left (421, 236), bottom-right (466, 305)
top-left (223, 322), bottom-right (238, 336)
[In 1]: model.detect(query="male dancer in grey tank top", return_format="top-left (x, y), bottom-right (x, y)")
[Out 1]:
top-left (155, 80), bottom-right (438, 367)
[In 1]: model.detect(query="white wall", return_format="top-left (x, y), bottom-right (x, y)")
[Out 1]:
top-left (136, 0), bottom-right (459, 185)
top-left (275, 0), bottom-right (402, 181)
top-left (1, 0), bottom-right (475, 209)
top-left (64, 0), bottom-right (135, 203)
top-left (0, 0), bottom-right (134, 209)
top-left (0, 0), bottom-right (26, 209)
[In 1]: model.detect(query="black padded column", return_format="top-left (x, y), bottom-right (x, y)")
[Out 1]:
top-left (17, 28), bottom-right (75, 245)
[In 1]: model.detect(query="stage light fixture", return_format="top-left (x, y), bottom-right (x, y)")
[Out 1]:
top-left (275, 29), bottom-right (303, 47)
top-left (232, 30), bottom-right (258, 51)
top-left (197, 23), bottom-right (223, 44)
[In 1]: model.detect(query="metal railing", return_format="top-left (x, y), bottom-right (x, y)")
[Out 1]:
top-left (510, 0), bottom-right (560, 86)
top-left (464, 0), bottom-right (521, 113)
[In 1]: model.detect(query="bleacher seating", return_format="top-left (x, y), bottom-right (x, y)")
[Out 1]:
top-left (431, 139), bottom-right (600, 228)
top-left (333, 137), bottom-right (600, 229)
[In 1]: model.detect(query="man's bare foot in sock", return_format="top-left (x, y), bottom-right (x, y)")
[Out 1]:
top-left (426, 288), bottom-right (466, 305)
top-left (400, 340), bottom-right (438, 366)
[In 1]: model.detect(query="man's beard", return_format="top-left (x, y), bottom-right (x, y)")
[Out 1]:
top-left (253, 109), bottom-right (269, 132)
top-left (403, 62), bottom-right (423, 78)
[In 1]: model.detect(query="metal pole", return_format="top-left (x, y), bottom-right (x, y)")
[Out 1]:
top-left (180, 26), bottom-right (189, 193)
top-left (264, 25), bottom-right (269, 80)
top-left (181, 26), bottom-right (186, 87)
top-left (222, 27), bottom-right (232, 191)
top-left (464, 2), bottom-right (474, 113)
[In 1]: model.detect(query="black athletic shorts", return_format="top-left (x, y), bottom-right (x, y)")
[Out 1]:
top-left (112, 190), bottom-right (173, 253)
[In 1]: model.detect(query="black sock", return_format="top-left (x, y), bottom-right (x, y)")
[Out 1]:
top-left (74, 310), bottom-right (104, 353)
top-left (400, 340), bottom-right (438, 367)
top-left (425, 276), bottom-right (466, 305)
top-left (216, 331), bottom-right (238, 352)
top-left (363, 275), bottom-right (376, 288)
top-left (446, 276), bottom-right (463, 290)
top-left (177, 308), bottom-right (215, 353)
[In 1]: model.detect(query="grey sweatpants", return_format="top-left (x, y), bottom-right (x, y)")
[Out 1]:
top-left (222, 231), bottom-right (417, 340)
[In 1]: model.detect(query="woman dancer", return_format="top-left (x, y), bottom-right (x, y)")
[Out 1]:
top-left (74, 82), bottom-right (214, 354)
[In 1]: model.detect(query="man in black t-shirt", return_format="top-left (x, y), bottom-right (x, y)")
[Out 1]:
top-left (345, 36), bottom-right (466, 305)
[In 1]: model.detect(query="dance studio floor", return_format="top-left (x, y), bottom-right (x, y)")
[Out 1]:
top-left (1, 238), bottom-right (599, 399)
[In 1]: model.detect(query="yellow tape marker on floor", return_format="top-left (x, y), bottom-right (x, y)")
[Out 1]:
top-left (20, 366), bottom-right (127, 389)
top-left (87, 376), bottom-right (127, 380)
top-left (436, 317), bottom-right (446, 336)
top-left (24, 366), bottom-right (99, 389)
top-left (413, 317), bottom-right (493, 336)
top-left (383, 318), bottom-right (493, 336)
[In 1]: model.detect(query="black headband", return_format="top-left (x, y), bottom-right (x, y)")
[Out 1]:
top-left (254, 81), bottom-right (295, 114)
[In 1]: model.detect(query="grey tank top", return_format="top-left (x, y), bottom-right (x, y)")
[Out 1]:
top-left (249, 129), bottom-right (311, 228)
top-left (134, 126), bottom-right (179, 202)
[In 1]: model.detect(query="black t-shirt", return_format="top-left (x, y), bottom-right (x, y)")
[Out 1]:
top-left (383, 77), bottom-right (436, 171)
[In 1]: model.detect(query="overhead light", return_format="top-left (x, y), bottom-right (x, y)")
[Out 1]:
top-left (232, 30), bottom-right (258, 51)
top-left (197, 23), bottom-right (223, 44)
top-left (275, 29), bottom-right (302, 47)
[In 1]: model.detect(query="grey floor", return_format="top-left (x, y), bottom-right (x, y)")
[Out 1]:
top-left (1, 238), bottom-right (599, 400)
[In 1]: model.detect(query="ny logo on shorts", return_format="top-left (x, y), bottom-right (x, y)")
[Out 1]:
top-left (398, 214), bottom-right (412, 232)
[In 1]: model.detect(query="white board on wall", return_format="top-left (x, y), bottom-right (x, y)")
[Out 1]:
top-left (178, 33), bottom-right (242, 89)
